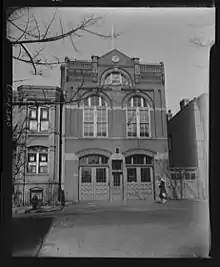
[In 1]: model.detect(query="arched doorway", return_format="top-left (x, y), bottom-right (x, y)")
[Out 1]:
top-left (79, 154), bottom-right (110, 201)
top-left (125, 154), bottom-right (154, 200)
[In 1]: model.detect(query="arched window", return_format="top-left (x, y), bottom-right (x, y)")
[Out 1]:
top-left (27, 146), bottom-right (48, 174)
top-left (83, 95), bottom-right (108, 137)
top-left (103, 71), bottom-right (130, 86)
top-left (126, 96), bottom-right (150, 137)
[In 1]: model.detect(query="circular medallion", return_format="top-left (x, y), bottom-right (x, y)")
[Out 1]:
top-left (112, 55), bottom-right (120, 63)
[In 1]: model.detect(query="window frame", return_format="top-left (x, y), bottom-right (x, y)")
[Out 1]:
top-left (29, 106), bottom-right (49, 132)
top-left (126, 96), bottom-right (151, 138)
top-left (83, 95), bottom-right (108, 138)
top-left (27, 146), bottom-right (49, 175)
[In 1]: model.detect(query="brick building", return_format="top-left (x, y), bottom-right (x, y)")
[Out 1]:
top-left (13, 49), bottom-right (169, 204)
top-left (167, 93), bottom-right (209, 200)
top-left (61, 49), bottom-right (169, 202)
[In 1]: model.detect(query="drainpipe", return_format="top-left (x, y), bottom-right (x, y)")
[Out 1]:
top-left (58, 97), bottom-right (63, 202)
top-left (23, 105), bottom-right (28, 206)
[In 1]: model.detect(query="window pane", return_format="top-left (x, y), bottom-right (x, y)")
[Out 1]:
top-left (91, 96), bottom-right (99, 106)
top-left (29, 120), bottom-right (38, 131)
top-left (133, 155), bottom-right (145, 164)
top-left (84, 108), bottom-right (94, 122)
top-left (140, 123), bottom-right (150, 137)
top-left (139, 110), bottom-right (149, 123)
top-left (127, 109), bottom-right (137, 122)
top-left (79, 156), bottom-right (88, 165)
top-left (133, 96), bottom-right (142, 107)
top-left (111, 73), bottom-right (121, 85)
top-left (28, 164), bottom-right (36, 173)
top-left (127, 168), bottom-right (137, 182)
top-left (84, 123), bottom-right (94, 136)
top-left (28, 153), bottom-right (36, 162)
top-left (88, 155), bottom-right (99, 164)
top-left (101, 156), bottom-right (108, 164)
top-left (81, 167), bottom-right (92, 183)
top-left (97, 123), bottom-right (107, 136)
top-left (141, 168), bottom-right (151, 182)
top-left (125, 156), bottom-right (132, 164)
top-left (146, 156), bottom-right (153, 164)
top-left (112, 160), bottom-right (122, 170)
top-left (39, 165), bottom-right (48, 173)
top-left (41, 108), bottom-right (49, 120)
top-left (29, 109), bottom-right (37, 119)
top-left (96, 168), bottom-right (106, 183)
top-left (40, 121), bottom-right (48, 131)
top-left (128, 123), bottom-right (137, 136)
top-left (190, 172), bottom-right (196, 180)
top-left (39, 154), bottom-right (48, 162)
top-left (113, 173), bottom-right (121, 186)
top-left (97, 109), bottom-right (107, 122)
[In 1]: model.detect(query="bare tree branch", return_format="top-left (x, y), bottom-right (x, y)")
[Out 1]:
top-left (20, 43), bottom-right (37, 74)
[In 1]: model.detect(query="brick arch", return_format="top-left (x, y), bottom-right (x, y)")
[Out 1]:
top-left (75, 148), bottom-right (112, 159)
top-left (78, 91), bottom-right (113, 108)
top-left (123, 148), bottom-right (157, 158)
top-left (100, 67), bottom-right (134, 87)
top-left (121, 91), bottom-right (154, 108)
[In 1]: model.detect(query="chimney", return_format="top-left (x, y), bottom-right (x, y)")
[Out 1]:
top-left (167, 110), bottom-right (173, 120)
top-left (180, 99), bottom-right (189, 110)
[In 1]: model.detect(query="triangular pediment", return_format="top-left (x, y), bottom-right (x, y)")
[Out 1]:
top-left (98, 49), bottom-right (134, 66)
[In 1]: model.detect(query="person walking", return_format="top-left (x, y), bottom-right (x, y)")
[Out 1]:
top-left (158, 177), bottom-right (168, 204)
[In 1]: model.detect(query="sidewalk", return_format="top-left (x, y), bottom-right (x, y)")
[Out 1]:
top-left (12, 205), bottom-right (64, 216)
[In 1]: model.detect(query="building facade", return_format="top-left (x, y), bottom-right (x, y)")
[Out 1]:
top-left (61, 49), bottom-right (169, 202)
top-left (167, 93), bottom-right (209, 200)
top-left (12, 86), bottom-right (61, 206)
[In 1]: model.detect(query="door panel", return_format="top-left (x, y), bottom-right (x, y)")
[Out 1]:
top-left (126, 167), bottom-right (153, 200)
top-left (111, 172), bottom-right (123, 201)
top-left (94, 168), bottom-right (109, 200)
top-left (79, 167), bottom-right (93, 201)
top-left (139, 167), bottom-right (153, 200)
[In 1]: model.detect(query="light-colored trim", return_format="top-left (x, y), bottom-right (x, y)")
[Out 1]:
top-left (65, 136), bottom-right (167, 140)
top-left (65, 106), bottom-right (166, 111)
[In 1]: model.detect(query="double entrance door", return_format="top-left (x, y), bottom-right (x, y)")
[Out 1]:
top-left (79, 167), bottom-right (109, 201)
top-left (79, 167), bottom-right (124, 201)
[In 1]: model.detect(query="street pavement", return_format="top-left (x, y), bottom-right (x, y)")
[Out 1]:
top-left (12, 200), bottom-right (210, 258)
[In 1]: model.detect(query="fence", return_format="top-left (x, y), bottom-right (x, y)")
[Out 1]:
top-left (168, 167), bottom-right (201, 200)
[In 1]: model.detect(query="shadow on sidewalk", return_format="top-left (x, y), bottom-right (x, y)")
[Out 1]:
top-left (12, 215), bottom-right (54, 256)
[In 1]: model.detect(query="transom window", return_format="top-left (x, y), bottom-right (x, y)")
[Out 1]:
top-left (27, 146), bottom-right (48, 174)
top-left (125, 154), bottom-right (153, 165)
top-left (103, 72), bottom-right (130, 86)
top-left (29, 106), bottom-right (49, 132)
top-left (83, 95), bottom-right (108, 137)
top-left (79, 154), bottom-right (109, 165)
top-left (127, 96), bottom-right (150, 137)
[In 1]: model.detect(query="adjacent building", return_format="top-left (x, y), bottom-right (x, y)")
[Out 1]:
top-left (167, 93), bottom-right (209, 200)
top-left (12, 86), bottom-right (62, 206)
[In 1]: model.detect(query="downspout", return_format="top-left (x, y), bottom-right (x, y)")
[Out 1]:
top-left (23, 105), bottom-right (28, 206)
top-left (58, 96), bottom-right (63, 202)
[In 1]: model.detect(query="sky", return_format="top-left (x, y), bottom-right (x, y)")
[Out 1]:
top-left (11, 7), bottom-right (215, 115)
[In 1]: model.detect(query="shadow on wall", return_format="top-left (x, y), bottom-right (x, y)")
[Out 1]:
top-left (12, 216), bottom-right (54, 256)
